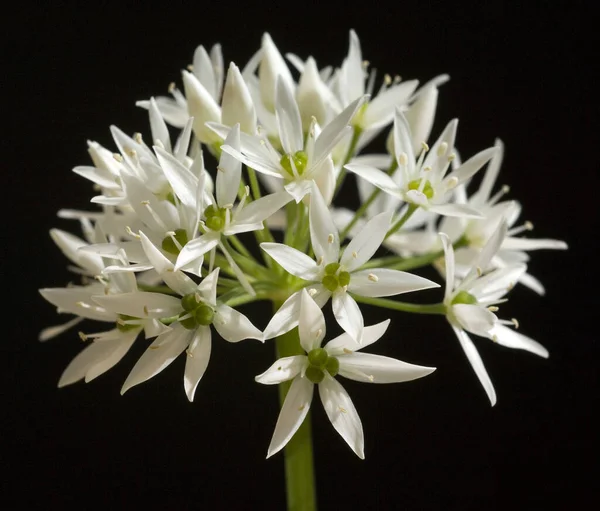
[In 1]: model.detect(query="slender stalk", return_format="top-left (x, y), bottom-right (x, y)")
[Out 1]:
top-left (351, 294), bottom-right (447, 315)
top-left (385, 204), bottom-right (418, 240)
top-left (334, 126), bottom-right (362, 194)
top-left (274, 301), bottom-right (317, 511)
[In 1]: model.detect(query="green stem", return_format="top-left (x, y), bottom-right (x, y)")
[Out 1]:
top-left (385, 204), bottom-right (418, 240)
top-left (137, 284), bottom-right (178, 295)
top-left (351, 294), bottom-right (447, 315)
top-left (334, 126), bottom-right (363, 194)
top-left (274, 301), bottom-right (317, 511)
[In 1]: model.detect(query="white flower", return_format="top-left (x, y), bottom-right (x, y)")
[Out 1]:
top-left (256, 289), bottom-right (435, 458)
top-left (346, 108), bottom-right (498, 218)
top-left (261, 184), bottom-right (439, 342)
top-left (94, 266), bottom-right (262, 401)
top-left (440, 222), bottom-right (549, 406)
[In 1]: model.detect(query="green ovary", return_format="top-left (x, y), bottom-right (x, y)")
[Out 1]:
top-left (203, 204), bottom-right (227, 232)
top-left (451, 290), bottom-right (478, 305)
top-left (408, 178), bottom-right (434, 199)
top-left (306, 348), bottom-right (340, 383)
top-left (161, 229), bottom-right (189, 255)
top-left (322, 269), bottom-right (351, 292)
top-left (280, 151), bottom-right (308, 176)
top-left (179, 294), bottom-right (215, 329)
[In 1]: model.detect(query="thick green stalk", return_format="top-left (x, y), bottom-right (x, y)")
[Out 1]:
top-left (274, 301), bottom-right (317, 511)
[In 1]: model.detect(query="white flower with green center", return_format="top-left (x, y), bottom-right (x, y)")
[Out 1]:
top-left (437, 139), bottom-right (568, 294)
top-left (440, 222), bottom-right (549, 406)
top-left (171, 124), bottom-right (292, 291)
top-left (261, 185), bottom-right (439, 342)
top-left (256, 289), bottom-right (435, 458)
top-left (218, 78), bottom-right (366, 204)
top-left (93, 266), bottom-right (262, 402)
top-left (346, 108), bottom-right (498, 218)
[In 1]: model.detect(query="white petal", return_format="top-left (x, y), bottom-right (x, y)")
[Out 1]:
top-left (501, 237), bottom-right (568, 251)
top-left (154, 146), bottom-right (198, 209)
top-left (220, 143), bottom-right (282, 178)
top-left (136, 97), bottom-right (188, 128)
top-left (404, 84), bottom-right (439, 154)
top-left (39, 287), bottom-right (114, 322)
top-left (181, 70), bottom-right (221, 144)
top-left (299, 289), bottom-right (327, 352)
top-left (318, 378), bottom-right (364, 459)
top-left (193, 45), bottom-right (217, 99)
top-left (255, 355), bottom-right (306, 385)
top-left (348, 268), bottom-right (439, 297)
top-left (260, 243), bottom-right (320, 280)
top-left (259, 33), bottom-right (295, 112)
top-left (452, 304), bottom-right (497, 337)
top-left (231, 191), bottom-right (292, 226)
top-left (221, 63), bottom-right (257, 134)
top-left (324, 320), bottom-right (390, 355)
top-left (390, 108), bottom-right (415, 174)
top-left (466, 221), bottom-right (508, 280)
top-left (72, 165), bottom-right (119, 190)
top-left (490, 324), bottom-right (549, 358)
top-left (214, 304), bottom-right (262, 342)
top-left (439, 232), bottom-right (455, 301)
top-left (338, 353), bottom-right (435, 383)
top-left (332, 291), bottom-right (364, 343)
top-left (362, 80), bottom-right (419, 130)
top-left (263, 290), bottom-right (302, 340)
top-left (121, 325), bottom-right (190, 395)
top-left (39, 317), bottom-right (84, 342)
top-left (58, 329), bottom-right (137, 387)
top-left (469, 265), bottom-right (526, 301)
top-left (196, 267), bottom-right (219, 305)
top-left (446, 146), bottom-right (498, 185)
top-left (451, 325), bottom-right (497, 406)
top-left (341, 211), bottom-right (392, 271)
top-left (344, 163), bottom-right (400, 196)
top-left (309, 184), bottom-right (340, 264)
top-left (184, 325), bottom-right (212, 402)
top-left (175, 233), bottom-right (220, 270)
top-left (93, 292), bottom-right (182, 319)
top-left (149, 97), bottom-right (172, 152)
top-left (50, 228), bottom-right (104, 275)
top-left (216, 124), bottom-right (242, 207)
top-left (275, 78), bottom-right (303, 154)
top-left (266, 376), bottom-right (314, 458)
top-left (472, 139), bottom-right (504, 206)
top-left (284, 179), bottom-right (313, 203)
top-left (427, 203), bottom-right (483, 218)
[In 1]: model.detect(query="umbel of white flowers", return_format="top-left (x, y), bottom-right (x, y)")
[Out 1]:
top-left (39, 29), bottom-right (566, 458)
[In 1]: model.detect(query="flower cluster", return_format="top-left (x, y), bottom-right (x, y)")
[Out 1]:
top-left (40, 31), bottom-right (566, 458)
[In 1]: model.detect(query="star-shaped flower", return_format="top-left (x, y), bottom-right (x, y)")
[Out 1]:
top-left (256, 289), bottom-right (435, 458)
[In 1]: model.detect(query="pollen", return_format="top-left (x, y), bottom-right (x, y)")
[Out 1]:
top-left (487, 306), bottom-right (499, 312)
top-left (134, 132), bottom-right (143, 144)
top-left (421, 141), bottom-right (430, 153)
top-left (338, 406), bottom-right (347, 413)
top-left (398, 152), bottom-right (408, 166)
top-left (343, 348), bottom-right (353, 354)
top-left (352, 251), bottom-right (358, 258)
top-left (308, 288), bottom-right (317, 297)
top-left (368, 273), bottom-right (379, 282)
top-left (298, 404), bottom-right (306, 411)
top-left (168, 82), bottom-right (176, 93)
top-left (328, 233), bottom-right (335, 244)
top-left (437, 141), bottom-right (448, 156)
top-left (78, 331), bottom-right (88, 342)
top-left (186, 349), bottom-right (194, 357)
top-left (112, 153), bottom-right (123, 162)
top-left (384, 74), bottom-right (392, 85)
top-left (511, 318), bottom-right (520, 329)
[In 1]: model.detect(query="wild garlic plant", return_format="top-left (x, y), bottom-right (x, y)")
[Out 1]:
top-left (40, 30), bottom-right (567, 510)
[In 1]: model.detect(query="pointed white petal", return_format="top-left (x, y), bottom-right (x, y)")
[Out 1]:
top-left (344, 163), bottom-right (400, 196)
top-left (439, 232), bottom-right (455, 301)
top-left (446, 146), bottom-right (498, 185)
top-left (221, 62), bottom-right (257, 134)
top-left (181, 70), bottom-right (221, 144)
top-left (39, 317), bottom-right (84, 342)
top-left (263, 290), bottom-right (302, 340)
top-left (121, 325), bottom-right (190, 395)
top-left (72, 165), bottom-right (119, 190)
top-left (214, 304), bottom-right (262, 342)
top-left (390, 108), bottom-right (415, 174)
top-left (362, 80), bottom-right (419, 130)
top-left (404, 83), bottom-right (439, 154)
top-left (473, 139), bottom-right (504, 206)
top-left (427, 203), bottom-right (483, 218)
top-left (231, 190), bottom-right (292, 226)
top-left (50, 228), bottom-right (104, 275)
top-left (309, 184), bottom-right (340, 264)
top-left (216, 124), bottom-right (242, 207)
top-left (324, 320), bottom-right (390, 355)
top-left (501, 237), bottom-right (568, 251)
top-left (318, 377), bottom-right (364, 459)
top-left (255, 355), bottom-right (307, 385)
top-left (175, 233), bottom-right (220, 270)
top-left (338, 353), bottom-right (435, 383)
top-left (149, 97), bottom-right (172, 152)
top-left (341, 211), bottom-right (392, 271)
top-left (260, 243), bottom-right (320, 280)
top-left (39, 287), bottom-right (114, 322)
top-left (332, 291), bottom-right (364, 343)
top-left (154, 146), bottom-right (198, 208)
top-left (275, 78), bottom-right (303, 154)
top-left (136, 97), bottom-right (188, 128)
top-left (193, 45), bottom-right (217, 99)
top-left (266, 376), bottom-right (314, 458)
top-left (452, 304), bottom-right (497, 337)
top-left (299, 289), bottom-right (327, 352)
top-left (184, 325), bottom-right (212, 401)
top-left (451, 325), bottom-right (497, 406)
top-left (259, 33), bottom-right (295, 112)
top-left (348, 268), bottom-right (439, 297)
top-left (284, 179), bottom-right (313, 203)
top-left (220, 143), bottom-right (282, 178)
top-left (490, 324), bottom-right (549, 358)
top-left (93, 292), bottom-right (182, 319)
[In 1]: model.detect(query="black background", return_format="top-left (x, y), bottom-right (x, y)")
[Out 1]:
top-left (3, 1), bottom-right (598, 509)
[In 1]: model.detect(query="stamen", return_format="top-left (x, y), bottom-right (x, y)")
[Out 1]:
top-left (362, 60), bottom-right (370, 68)
top-left (112, 153), bottom-right (123, 163)
top-left (308, 288), bottom-right (317, 297)
top-left (78, 331), bottom-right (88, 342)
top-left (168, 82), bottom-right (176, 93)
top-left (383, 74), bottom-right (392, 86)
top-left (134, 132), bottom-right (143, 144)
top-left (508, 221), bottom-right (534, 237)
top-left (368, 273), bottom-right (379, 282)
top-left (448, 153), bottom-right (456, 162)
top-left (511, 318), bottom-right (520, 329)
top-left (488, 185), bottom-right (510, 206)
top-left (437, 141), bottom-right (448, 157)
top-left (338, 406), bottom-right (347, 413)
top-left (317, 256), bottom-right (324, 266)
top-left (487, 306), bottom-right (499, 312)
top-left (352, 251), bottom-right (358, 258)
top-left (327, 233), bottom-right (335, 244)
top-left (393, 75), bottom-right (402, 83)
top-left (421, 142), bottom-right (430, 153)
top-left (315, 328), bottom-right (323, 338)
top-left (343, 348), bottom-right (353, 354)
top-left (398, 152), bottom-right (408, 167)
top-left (187, 64), bottom-right (194, 71)
top-left (445, 176), bottom-right (459, 190)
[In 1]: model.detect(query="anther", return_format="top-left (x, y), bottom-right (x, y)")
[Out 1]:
top-left (511, 318), bottom-right (520, 329)
top-left (476, 266), bottom-right (483, 277)
top-left (368, 273), bottom-right (379, 282)
top-left (187, 64), bottom-right (194, 71)
top-left (315, 328), bottom-right (323, 338)
top-left (393, 75), bottom-right (402, 83)
top-left (168, 82), bottom-right (176, 93)
top-left (317, 256), bottom-right (324, 266)
top-left (362, 60), bottom-right (370, 68)
top-left (186, 349), bottom-right (194, 357)
top-left (525, 221), bottom-right (534, 231)
top-left (308, 288), bottom-right (317, 297)
top-left (421, 142), bottom-right (430, 153)
top-left (437, 142), bottom-right (448, 156)
top-left (126, 226), bottom-right (140, 239)
top-left (126, 148), bottom-right (137, 157)
top-left (112, 153), bottom-right (123, 162)
top-left (338, 406), bottom-right (347, 413)
top-left (327, 233), bottom-right (334, 244)
top-left (487, 306), bottom-right (499, 312)
top-left (78, 331), bottom-right (88, 342)
top-left (446, 176), bottom-right (459, 189)
top-left (134, 133), bottom-right (143, 144)
top-left (343, 348), bottom-right (353, 354)
top-left (384, 74), bottom-right (392, 85)
top-left (352, 251), bottom-right (358, 258)
top-left (448, 153), bottom-right (456, 162)
top-left (398, 152), bottom-right (408, 166)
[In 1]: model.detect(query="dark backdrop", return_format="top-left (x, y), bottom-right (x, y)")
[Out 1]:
top-left (3, 1), bottom-right (597, 509)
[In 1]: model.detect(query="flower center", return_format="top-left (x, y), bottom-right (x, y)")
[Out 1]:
top-left (280, 150), bottom-right (308, 177)
top-left (179, 293), bottom-right (215, 329)
top-left (321, 262), bottom-right (350, 292)
top-left (306, 348), bottom-right (340, 383)
top-left (408, 178), bottom-right (434, 199)
top-left (203, 204), bottom-right (227, 232)
top-left (451, 290), bottom-right (478, 305)
top-left (161, 229), bottom-right (189, 255)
